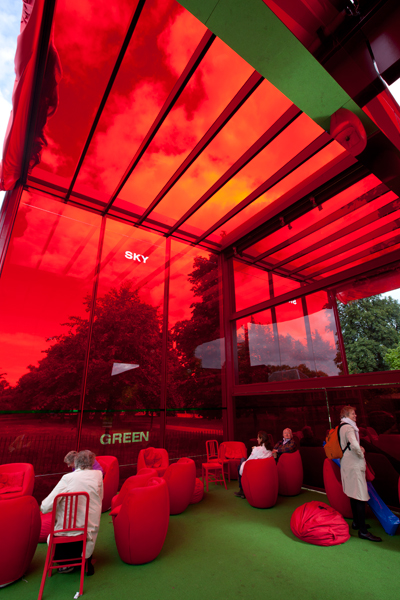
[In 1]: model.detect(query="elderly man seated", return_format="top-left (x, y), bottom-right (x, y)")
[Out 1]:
top-left (41, 450), bottom-right (103, 575)
top-left (272, 428), bottom-right (297, 461)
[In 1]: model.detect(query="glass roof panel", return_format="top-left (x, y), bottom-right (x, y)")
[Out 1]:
top-left (72, 0), bottom-right (207, 202)
top-left (244, 174), bottom-right (382, 259)
top-left (141, 79), bottom-right (294, 226)
top-left (29, 0), bottom-right (137, 188)
top-left (112, 38), bottom-right (255, 217)
top-left (180, 113), bottom-right (322, 238)
top-left (209, 141), bottom-right (347, 244)
top-left (265, 190), bottom-right (397, 267)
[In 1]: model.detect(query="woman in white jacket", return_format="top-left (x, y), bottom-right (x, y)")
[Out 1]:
top-left (339, 405), bottom-right (381, 542)
top-left (234, 431), bottom-right (273, 499)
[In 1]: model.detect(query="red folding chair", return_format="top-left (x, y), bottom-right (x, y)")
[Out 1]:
top-left (38, 492), bottom-right (90, 600)
top-left (202, 440), bottom-right (228, 491)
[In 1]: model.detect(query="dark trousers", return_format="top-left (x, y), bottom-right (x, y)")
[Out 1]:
top-left (237, 458), bottom-right (246, 491)
top-left (349, 498), bottom-right (367, 534)
top-left (54, 540), bottom-right (84, 562)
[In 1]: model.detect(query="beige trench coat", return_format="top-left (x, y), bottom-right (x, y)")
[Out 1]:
top-left (339, 424), bottom-right (369, 501)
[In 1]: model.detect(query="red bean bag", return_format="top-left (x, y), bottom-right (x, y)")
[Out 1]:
top-left (0, 496), bottom-right (41, 587)
top-left (137, 448), bottom-right (169, 477)
top-left (0, 463), bottom-right (34, 501)
top-left (111, 468), bottom-right (158, 511)
top-left (190, 477), bottom-right (204, 504)
top-left (97, 456), bottom-right (120, 512)
top-left (111, 477), bottom-right (169, 565)
top-left (242, 457), bottom-right (278, 508)
top-left (163, 458), bottom-right (196, 515)
top-left (291, 501), bottom-right (350, 546)
top-left (219, 442), bottom-right (247, 480)
top-left (277, 451), bottom-right (303, 496)
top-left (323, 459), bottom-right (352, 519)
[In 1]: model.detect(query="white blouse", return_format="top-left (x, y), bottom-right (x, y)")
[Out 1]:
top-left (239, 446), bottom-right (273, 475)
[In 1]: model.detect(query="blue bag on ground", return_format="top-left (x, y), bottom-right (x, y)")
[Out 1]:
top-left (367, 482), bottom-right (400, 535)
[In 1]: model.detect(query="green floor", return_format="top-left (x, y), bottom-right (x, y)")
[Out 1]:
top-left (4, 483), bottom-right (400, 600)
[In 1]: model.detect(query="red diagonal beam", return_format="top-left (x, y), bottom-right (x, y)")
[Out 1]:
top-left (66, 0), bottom-right (148, 202)
top-left (194, 132), bottom-right (332, 244)
top-left (290, 215), bottom-right (400, 276)
top-left (135, 70), bottom-right (264, 227)
top-left (166, 104), bottom-right (301, 235)
top-left (104, 29), bottom-right (216, 214)
top-left (304, 232), bottom-right (400, 279)
top-left (251, 182), bottom-right (388, 263)
top-left (285, 194), bottom-right (400, 273)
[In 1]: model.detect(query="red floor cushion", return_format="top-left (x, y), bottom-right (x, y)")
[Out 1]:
top-left (291, 501), bottom-right (350, 546)
top-left (242, 457), bottom-right (278, 508)
top-left (323, 459), bottom-right (352, 518)
top-left (190, 477), bottom-right (204, 504)
top-left (163, 458), bottom-right (196, 515)
top-left (277, 451), bottom-right (303, 496)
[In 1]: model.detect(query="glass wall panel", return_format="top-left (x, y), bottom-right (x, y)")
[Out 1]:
top-left (80, 410), bottom-right (161, 482)
top-left (335, 269), bottom-right (400, 374)
top-left (236, 291), bottom-right (341, 384)
top-left (234, 260), bottom-right (270, 312)
top-left (165, 410), bottom-right (224, 472)
top-left (167, 241), bottom-right (223, 412)
top-left (0, 191), bottom-right (101, 498)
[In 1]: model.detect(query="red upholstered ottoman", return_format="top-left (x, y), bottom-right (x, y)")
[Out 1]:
top-left (97, 456), bottom-right (120, 512)
top-left (277, 451), bottom-right (303, 496)
top-left (137, 448), bottom-right (169, 477)
top-left (0, 496), bottom-right (41, 587)
top-left (190, 478), bottom-right (204, 504)
top-left (291, 501), bottom-right (350, 546)
top-left (0, 463), bottom-right (35, 500)
top-left (242, 457), bottom-right (278, 508)
top-left (323, 459), bottom-right (352, 519)
top-left (163, 458), bottom-right (196, 515)
top-left (111, 477), bottom-right (169, 565)
top-left (39, 512), bottom-right (52, 543)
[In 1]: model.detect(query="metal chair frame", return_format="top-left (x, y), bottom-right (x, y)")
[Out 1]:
top-left (202, 440), bottom-right (228, 491)
top-left (38, 492), bottom-right (89, 600)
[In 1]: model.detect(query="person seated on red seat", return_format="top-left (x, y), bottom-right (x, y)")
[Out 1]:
top-left (272, 428), bottom-right (297, 461)
top-left (234, 431), bottom-right (273, 499)
top-left (64, 450), bottom-right (104, 476)
top-left (41, 450), bottom-right (103, 575)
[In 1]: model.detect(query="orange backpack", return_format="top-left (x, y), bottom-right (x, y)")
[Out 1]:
top-left (324, 424), bottom-right (350, 459)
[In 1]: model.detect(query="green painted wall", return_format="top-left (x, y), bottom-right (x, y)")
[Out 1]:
top-left (177, 0), bottom-right (375, 134)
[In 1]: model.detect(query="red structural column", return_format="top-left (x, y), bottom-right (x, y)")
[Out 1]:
top-left (221, 254), bottom-right (237, 440)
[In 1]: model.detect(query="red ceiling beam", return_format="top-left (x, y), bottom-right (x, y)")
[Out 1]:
top-left (135, 70), bottom-right (264, 227)
top-left (103, 29), bottom-right (216, 214)
top-left (285, 194), bottom-right (400, 274)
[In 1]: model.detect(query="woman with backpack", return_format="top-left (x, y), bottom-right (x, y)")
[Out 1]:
top-left (339, 405), bottom-right (382, 542)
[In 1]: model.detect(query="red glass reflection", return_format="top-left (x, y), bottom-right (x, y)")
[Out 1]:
top-left (142, 79), bottom-right (293, 226)
top-left (113, 38), bottom-right (254, 216)
top-left (30, 0), bottom-right (137, 187)
top-left (83, 220), bottom-right (167, 411)
top-left (73, 0), bottom-right (207, 202)
top-left (181, 113), bottom-right (322, 239)
top-left (234, 261), bottom-right (271, 312)
top-left (0, 191), bottom-right (101, 389)
top-left (168, 240), bottom-right (222, 409)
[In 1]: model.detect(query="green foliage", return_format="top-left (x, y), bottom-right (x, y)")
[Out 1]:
top-left (384, 343), bottom-right (400, 371)
top-left (337, 295), bottom-right (400, 374)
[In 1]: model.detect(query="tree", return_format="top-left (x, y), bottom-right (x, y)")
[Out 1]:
top-left (337, 295), bottom-right (400, 374)
top-left (10, 282), bottom-right (164, 412)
